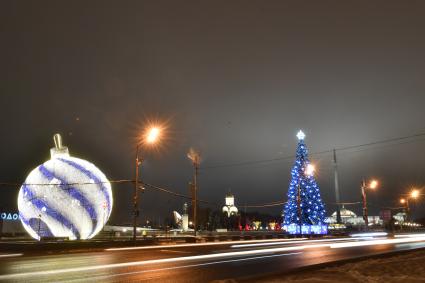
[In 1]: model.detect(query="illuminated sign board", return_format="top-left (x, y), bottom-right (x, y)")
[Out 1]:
top-left (0, 212), bottom-right (19, 221)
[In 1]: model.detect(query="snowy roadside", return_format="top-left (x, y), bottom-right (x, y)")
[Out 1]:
top-left (248, 249), bottom-right (425, 283)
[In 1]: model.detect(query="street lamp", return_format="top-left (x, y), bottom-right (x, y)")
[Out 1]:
top-left (297, 164), bottom-right (315, 234)
top-left (361, 179), bottom-right (379, 230)
top-left (187, 148), bottom-right (200, 237)
top-left (133, 126), bottom-right (162, 243)
top-left (411, 189), bottom-right (420, 199)
top-left (305, 164), bottom-right (315, 176)
top-left (400, 198), bottom-right (410, 223)
top-left (400, 189), bottom-right (420, 223)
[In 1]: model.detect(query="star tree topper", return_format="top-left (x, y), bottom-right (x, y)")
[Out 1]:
top-left (296, 130), bottom-right (306, 140)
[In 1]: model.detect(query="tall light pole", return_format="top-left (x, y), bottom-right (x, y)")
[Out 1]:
top-left (187, 148), bottom-right (200, 237)
top-left (133, 126), bottom-right (162, 243)
top-left (333, 149), bottom-right (342, 224)
top-left (361, 179), bottom-right (378, 230)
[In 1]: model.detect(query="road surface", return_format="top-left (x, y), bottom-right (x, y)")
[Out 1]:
top-left (1, 233), bottom-right (425, 282)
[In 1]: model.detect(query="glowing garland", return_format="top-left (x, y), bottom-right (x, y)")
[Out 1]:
top-left (282, 131), bottom-right (327, 235)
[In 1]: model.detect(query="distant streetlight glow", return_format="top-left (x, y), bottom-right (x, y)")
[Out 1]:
top-left (411, 189), bottom-right (420, 199)
top-left (368, 180), bottom-right (378, 190)
top-left (305, 164), bottom-right (315, 176)
top-left (399, 188), bottom-right (421, 223)
top-left (145, 126), bottom-right (161, 145)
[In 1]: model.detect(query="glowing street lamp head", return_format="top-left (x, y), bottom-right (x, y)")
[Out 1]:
top-left (140, 125), bottom-right (163, 146)
top-left (146, 127), bottom-right (160, 144)
top-left (411, 189), bottom-right (419, 199)
top-left (368, 180), bottom-right (378, 190)
top-left (187, 148), bottom-right (201, 165)
top-left (136, 118), bottom-right (170, 150)
top-left (296, 130), bottom-right (306, 140)
top-left (400, 198), bottom-right (406, 204)
top-left (305, 164), bottom-right (315, 176)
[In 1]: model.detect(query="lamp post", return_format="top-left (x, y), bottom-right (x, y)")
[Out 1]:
top-left (400, 189), bottom-right (420, 223)
top-left (400, 198), bottom-right (410, 222)
top-left (37, 214), bottom-right (42, 239)
top-left (102, 201), bottom-right (107, 232)
top-left (297, 180), bottom-right (302, 234)
top-left (297, 164), bottom-right (315, 234)
top-left (361, 179), bottom-right (378, 230)
top-left (333, 149), bottom-right (342, 224)
top-left (133, 126), bottom-right (162, 243)
top-left (187, 149), bottom-right (200, 237)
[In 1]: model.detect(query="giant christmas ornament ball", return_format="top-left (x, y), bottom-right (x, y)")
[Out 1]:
top-left (18, 134), bottom-right (113, 240)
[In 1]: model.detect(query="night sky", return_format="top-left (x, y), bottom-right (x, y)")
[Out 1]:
top-left (1, 1), bottom-right (425, 224)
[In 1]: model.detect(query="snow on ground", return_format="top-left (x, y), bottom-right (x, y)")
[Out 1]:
top-left (253, 249), bottom-right (425, 283)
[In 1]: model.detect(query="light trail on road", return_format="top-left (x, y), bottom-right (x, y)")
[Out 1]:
top-left (0, 245), bottom-right (307, 280)
top-left (58, 253), bottom-right (303, 283)
top-left (2, 234), bottom-right (425, 281)
top-left (330, 236), bottom-right (425, 248)
top-left (105, 237), bottom-right (309, 251)
top-left (0, 253), bottom-right (22, 258)
top-left (230, 237), bottom-right (358, 248)
top-left (395, 233), bottom-right (425, 238)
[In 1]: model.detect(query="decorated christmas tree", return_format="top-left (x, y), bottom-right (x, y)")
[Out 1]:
top-left (282, 130), bottom-right (327, 234)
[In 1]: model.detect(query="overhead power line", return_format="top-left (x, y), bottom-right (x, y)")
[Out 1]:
top-left (141, 182), bottom-right (217, 206)
top-left (0, 179), bottom-right (132, 187)
top-left (2, 131), bottom-right (425, 210)
top-left (200, 131), bottom-right (425, 170)
top-left (243, 201), bottom-right (287, 208)
top-left (143, 182), bottom-right (287, 208)
top-left (0, 179), bottom-right (284, 209)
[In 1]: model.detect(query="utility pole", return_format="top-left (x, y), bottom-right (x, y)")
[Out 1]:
top-left (133, 144), bottom-right (141, 243)
top-left (244, 203), bottom-right (247, 232)
top-left (189, 181), bottom-right (195, 231)
top-left (333, 149), bottom-right (342, 224)
top-left (360, 179), bottom-right (378, 231)
top-left (361, 179), bottom-right (369, 230)
top-left (132, 125), bottom-right (162, 243)
top-left (297, 180), bottom-right (302, 234)
top-left (38, 214), bottom-right (42, 239)
top-left (405, 199), bottom-right (410, 222)
top-left (188, 149), bottom-right (200, 237)
top-left (193, 160), bottom-right (199, 236)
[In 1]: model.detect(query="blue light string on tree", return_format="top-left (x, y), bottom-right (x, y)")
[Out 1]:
top-left (283, 130), bottom-right (327, 234)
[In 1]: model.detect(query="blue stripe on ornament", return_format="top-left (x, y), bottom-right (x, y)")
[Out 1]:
top-left (57, 158), bottom-right (111, 214)
top-left (21, 184), bottom-right (80, 239)
top-left (38, 165), bottom-right (98, 233)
